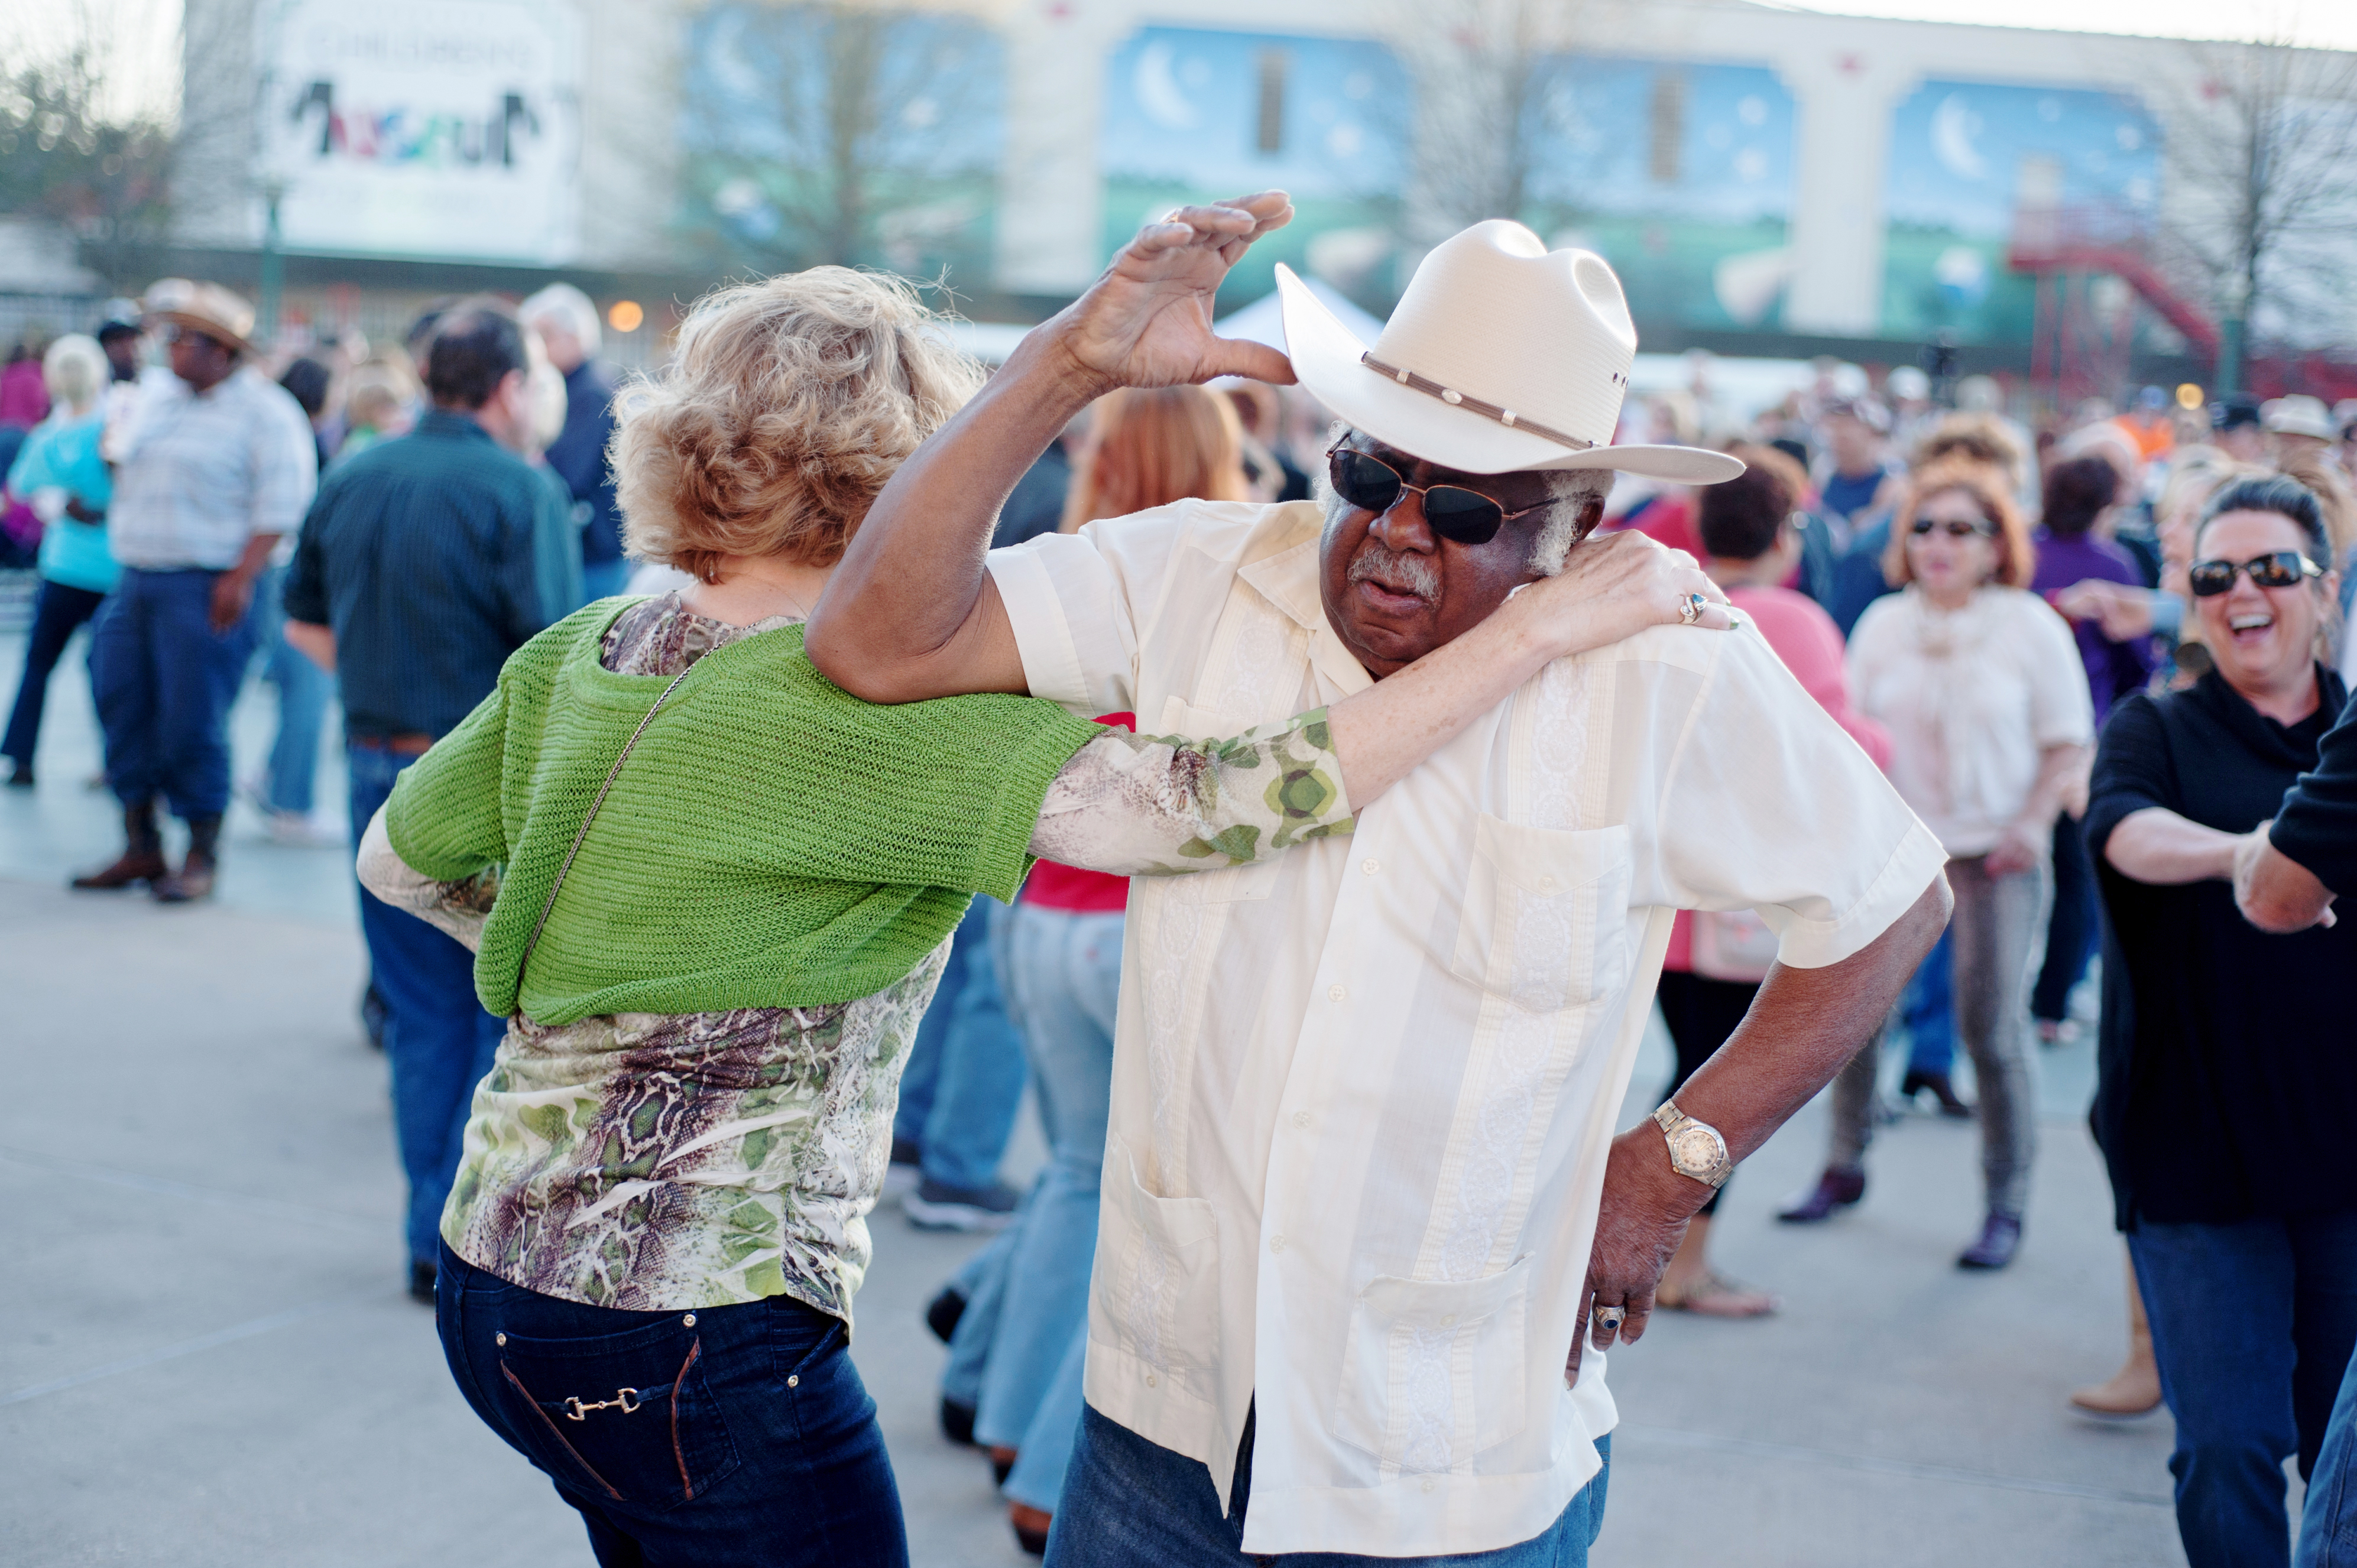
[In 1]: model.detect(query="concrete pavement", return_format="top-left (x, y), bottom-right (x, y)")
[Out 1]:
top-left (0, 619), bottom-right (2194, 1566)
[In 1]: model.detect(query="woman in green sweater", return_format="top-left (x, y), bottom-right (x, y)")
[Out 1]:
top-left (358, 265), bottom-right (1730, 1567)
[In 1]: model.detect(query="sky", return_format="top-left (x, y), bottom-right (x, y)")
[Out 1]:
top-left (2, 0), bottom-right (2352, 130)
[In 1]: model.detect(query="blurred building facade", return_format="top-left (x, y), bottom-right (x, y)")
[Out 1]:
top-left (26, 0), bottom-right (2343, 385)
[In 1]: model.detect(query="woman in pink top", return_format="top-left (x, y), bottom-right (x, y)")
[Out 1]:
top-left (1653, 447), bottom-right (1891, 1316)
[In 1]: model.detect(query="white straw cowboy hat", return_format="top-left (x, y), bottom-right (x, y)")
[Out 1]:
top-left (141, 278), bottom-right (258, 356)
top-left (2262, 394), bottom-right (2337, 443)
top-left (1278, 220), bottom-right (1742, 484)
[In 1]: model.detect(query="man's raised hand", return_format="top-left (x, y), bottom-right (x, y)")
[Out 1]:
top-left (1049, 193), bottom-right (1296, 397)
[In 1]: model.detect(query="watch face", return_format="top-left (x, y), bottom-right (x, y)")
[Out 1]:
top-left (1671, 1126), bottom-right (1723, 1174)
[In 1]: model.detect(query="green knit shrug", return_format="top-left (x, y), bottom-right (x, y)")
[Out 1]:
top-left (384, 602), bottom-right (1101, 1025)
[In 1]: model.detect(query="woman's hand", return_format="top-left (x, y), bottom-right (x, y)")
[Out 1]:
top-left (1500, 531), bottom-right (1734, 661)
top-left (1985, 818), bottom-right (2047, 876)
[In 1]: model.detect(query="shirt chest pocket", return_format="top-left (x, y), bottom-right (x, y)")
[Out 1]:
top-left (1153, 696), bottom-right (1285, 904)
top-left (1448, 816), bottom-right (1634, 1014)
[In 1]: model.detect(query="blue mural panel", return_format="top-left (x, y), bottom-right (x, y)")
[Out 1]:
top-left (679, 5), bottom-right (1004, 283)
top-left (1100, 27), bottom-right (1408, 306)
top-left (1522, 57), bottom-right (1798, 330)
top-left (1881, 79), bottom-right (2160, 343)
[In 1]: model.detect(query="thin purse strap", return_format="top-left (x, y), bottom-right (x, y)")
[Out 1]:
top-left (513, 663), bottom-right (696, 1012)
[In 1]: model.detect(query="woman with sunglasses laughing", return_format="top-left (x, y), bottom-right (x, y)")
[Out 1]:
top-left (2082, 472), bottom-right (2356, 1568)
top-left (1784, 461), bottom-right (2094, 1270)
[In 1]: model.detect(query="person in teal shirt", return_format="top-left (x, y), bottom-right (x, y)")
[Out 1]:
top-left (4, 333), bottom-right (117, 787)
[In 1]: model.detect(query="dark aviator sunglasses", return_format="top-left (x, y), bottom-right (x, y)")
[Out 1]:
top-left (2188, 551), bottom-right (2322, 597)
top-left (1908, 515), bottom-right (1997, 539)
top-left (1325, 446), bottom-right (1553, 546)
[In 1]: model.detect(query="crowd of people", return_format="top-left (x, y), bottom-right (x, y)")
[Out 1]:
top-left (6, 198), bottom-right (2356, 1568)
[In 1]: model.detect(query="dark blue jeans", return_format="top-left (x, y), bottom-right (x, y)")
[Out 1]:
top-left (2301, 1347), bottom-right (2357, 1568)
top-left (1046, 1405), bottom-right (1608, 1566)
top-left (436, 1244), bottom-right (907, 1567)
top-left (89, 566), bottom-right (255, 817)
top-left (2, 578), bottom-right (105, 769)
top-left (892, 896), bottom-right (1027, 1190)
top-left (348, 742), bottom-right (506, 1265)
top-left (2131, 1210), bottom-right (2357, 1568)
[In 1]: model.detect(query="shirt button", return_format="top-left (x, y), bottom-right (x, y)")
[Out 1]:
top-left (1146, 1372), bottom-right (1159, 1388)
top-left (1328, 984), bottom-right (1346, 1002)
top-left (494, 1332), bottom-right (507, 1346)
top-left (1540, 875), bottom-right (1557, 889)
top-left (787, 1375), bottom-right (799, 1388)
top-left (1440, 1314), bottom-right (1457, 1327)
top-left (682, 1313), bottom-right (696, 1327)
top-left (1422, 1478), bottom-right (1436, 1493)
top-left (1361, 858), bottom-right (1379, 875)
top-left (1293, 1111), bottom-right (1311, 1129)
top-left (1269, 1235), bottom-right (1287, 1254)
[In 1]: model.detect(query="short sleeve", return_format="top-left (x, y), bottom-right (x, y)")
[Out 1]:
top-left (2019, 596), bottom-right (2096, 748)
top-left (384, 682), bottom-right (512, 881)
top-left (986, 504), bottom-right (1201, 717)
top-left (2082, 693), bottom-right (2174, 862)
top-left (249, 384), bottom-right (320, 539)
top-left (1646, 625), bottom-right (1947, 969)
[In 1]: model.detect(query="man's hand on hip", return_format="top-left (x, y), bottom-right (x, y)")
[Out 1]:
top-left (1046, 192), bottom-right (1298, 398)
top-left (1566, 1124), bottom-right (1706, 1382)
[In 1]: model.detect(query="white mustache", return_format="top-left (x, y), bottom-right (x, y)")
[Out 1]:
top-left (1348, 542), bottom-right (1441, 600)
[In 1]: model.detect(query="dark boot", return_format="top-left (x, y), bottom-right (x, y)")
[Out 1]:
top-left (152, 813), bottom-right (222, 903)
top-left (71, 801), bottom-right (168, 889)
top-left (1899, 1068), bottom-right (1974, 1119)
top-left (1776, 1165), bottom-right (1867, 1223)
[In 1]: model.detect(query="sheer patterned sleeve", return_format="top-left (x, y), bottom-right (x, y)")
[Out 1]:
top-left (358, 804), bottom-right (501, 952)
top-left (1029, 710), bottom-right (1355, 876)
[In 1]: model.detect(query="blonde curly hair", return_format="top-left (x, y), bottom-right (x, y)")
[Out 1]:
top-left (613, 269), bottom-right (986, 581)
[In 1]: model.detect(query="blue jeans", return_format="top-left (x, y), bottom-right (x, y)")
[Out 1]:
top-left (248, 563), bottom-right (330, 814)
top-left (436, 1242), bottom-right (907, 1567)
top-left (1046, 1405), bottom-right (1608, 1566)
top-left (1902, 926), bottom-right (1956, 1076)
top-left (89, 567), bottom-right (255, 818)
top-left (975, 905), bottom-right (1123, 1509)
top-left (893, 897), bottom-right (1027, 1190)
top-left (2131, 1210), bottom-right (2357, 1568)
top-left (2303, 1349), bottom-right (2357, 1567)
top-left (2, 578), bottom-right (105, 769)
top-left (348, 742), bottom-right (507, 1265)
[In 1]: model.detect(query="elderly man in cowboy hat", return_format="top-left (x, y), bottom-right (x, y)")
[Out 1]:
top-left (72, 280), bottom-right (317, 901)
top-left (810, 196), bottom-right (1951, 1564)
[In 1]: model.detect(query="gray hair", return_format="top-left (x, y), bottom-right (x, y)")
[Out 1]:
top-left (42, 333), bottom-right (108, 412)
top-left (519, 281), bottom-right (602, 358)
top-left (1318, 427), bottom-right (1614, 575)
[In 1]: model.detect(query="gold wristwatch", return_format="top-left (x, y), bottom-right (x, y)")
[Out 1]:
top-left (1652, 1100), bottom-right (1733, 1189)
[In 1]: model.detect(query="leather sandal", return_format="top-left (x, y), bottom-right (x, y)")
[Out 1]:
top-left (1655, 1270), bottom-right (1779, 1317)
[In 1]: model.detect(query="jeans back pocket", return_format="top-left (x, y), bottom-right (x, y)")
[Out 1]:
top-left (497, 1313), bottom-right (742, 1513)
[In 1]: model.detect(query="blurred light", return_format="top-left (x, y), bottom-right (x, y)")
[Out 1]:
top-left (608, 300), bottom-right (644, 333)
top-left (2176, 382), bottom-right (2204, 409)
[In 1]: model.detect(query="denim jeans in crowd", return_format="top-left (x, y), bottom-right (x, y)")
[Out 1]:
top-left (2, 578), bottom-right (105, 771)
top-left (1830, 855), bottom-right (2042, 1216)
top-left (436, 1243), bottom-right (907, 1567)
top-left (2300, 1345), bottom-right (2357, 1568)
top-left (1046, 1405), bottom-right (1608, 1567)
top-left (89, 566), bottom-right (255, 818)
top-left (971, 904), bottom-right (1123, 1512)
top-left (348, 742), bottom-right (507, 1265)
top-left (248, 563), bottom-right (331, 814)
top-left (893, 897), bottom-right (1027, 1190)
top-left (2131, 1209), bottom-right (2357, 1568)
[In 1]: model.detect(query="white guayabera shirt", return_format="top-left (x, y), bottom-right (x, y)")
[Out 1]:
top-left (988, 499), bottom-right (1946, 1558)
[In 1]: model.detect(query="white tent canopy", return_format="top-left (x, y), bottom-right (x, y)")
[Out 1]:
top-left (1214, 277), bottom-right (1386, 356)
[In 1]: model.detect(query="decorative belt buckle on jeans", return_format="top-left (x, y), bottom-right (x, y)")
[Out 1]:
top-left (563, 1387), bottom-right (642, 1421)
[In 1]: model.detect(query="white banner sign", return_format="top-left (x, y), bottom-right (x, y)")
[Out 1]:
top-left (257, 0), bottom-right (582, 264)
